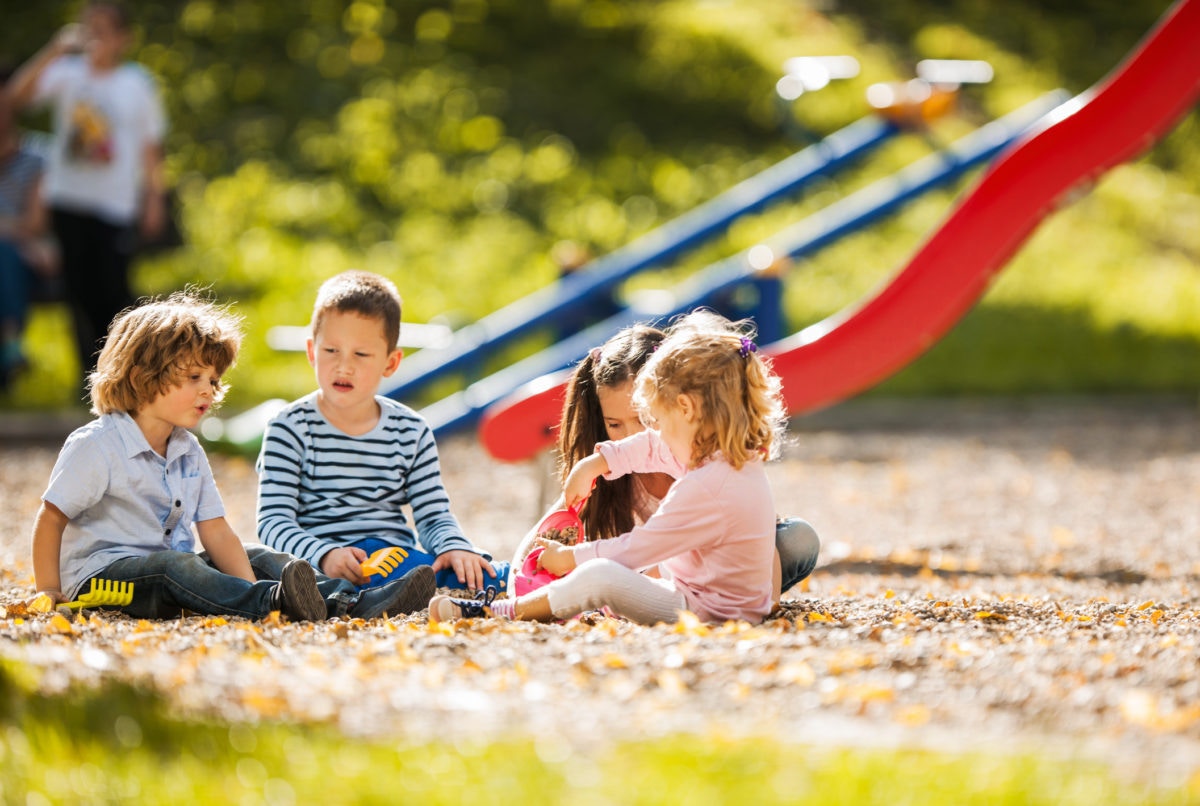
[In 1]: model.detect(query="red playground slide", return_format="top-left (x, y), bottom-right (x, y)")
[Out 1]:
top-left (768, 0), bottom-right (1200, 416)
top-left (480, 0), bottom-right (1200, 462)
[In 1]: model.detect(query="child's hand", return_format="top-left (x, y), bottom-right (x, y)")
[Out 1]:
top-left (319, 546), bottom-right (369, 585)
top-left (563, 453), bottom-right (607, 509)
top-left (433, 550), bottom-right (499, 592)
top-left (53, 23), bottom-right (84, 55)
top-left (534, 539), bottom-right (577, 577)
top-left (30, 590), bottom-right (67, 609)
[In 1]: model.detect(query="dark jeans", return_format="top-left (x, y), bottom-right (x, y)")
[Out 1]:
top-left (96, 548), bottom-right (373, 620)
top-left (241, 544), bottom-right (361, 618)
top-left (50, 207), bottom-right (135, 379)
top-left (97, 551), bottom-right (294, 620)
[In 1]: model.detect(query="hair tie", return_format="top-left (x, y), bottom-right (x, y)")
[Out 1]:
top-left (738, 336), bottom-right (757, 358)
top-left (589, 347), bottom-right (602, 362)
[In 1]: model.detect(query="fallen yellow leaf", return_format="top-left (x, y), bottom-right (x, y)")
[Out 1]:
top-left (601, 652), bottom-right (628, 669)
top-left (28, 593), bottom-right (55, 614)
top-left (673, 610), bottom-right (710, 636)
top-left (46, 613), bottom-right (75, 635)
top-left (427, 619), bottom-right (457, 636)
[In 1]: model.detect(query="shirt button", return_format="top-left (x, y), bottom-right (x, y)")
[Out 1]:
top-left (163, 529), bottom-right (170, 535)
top-left (175, 500), bottom-right (182, 507)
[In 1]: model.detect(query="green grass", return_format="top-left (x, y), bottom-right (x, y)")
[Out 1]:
top-left (0, 662), bottom-right (1193, 805)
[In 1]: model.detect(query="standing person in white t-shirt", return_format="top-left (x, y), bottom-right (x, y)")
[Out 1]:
top-left (5, 1), bottom-right (166, 392)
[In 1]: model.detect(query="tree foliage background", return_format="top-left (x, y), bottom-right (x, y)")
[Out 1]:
top-left (3, 0), bottom-right (1196, 411)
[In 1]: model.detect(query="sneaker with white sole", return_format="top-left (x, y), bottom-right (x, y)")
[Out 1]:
top-left (428, 586), bottom-right (500, 623)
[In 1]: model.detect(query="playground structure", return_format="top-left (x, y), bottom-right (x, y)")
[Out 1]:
top-left (204, 0), bottom-right (1198, 458)
top-left (473, 0), bottom-right (1200, 462)
top-left (385, 89), bottom-right (1067, 442)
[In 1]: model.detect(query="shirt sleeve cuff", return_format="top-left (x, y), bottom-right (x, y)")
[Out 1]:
top-left (573, 541), bottom-right (602, 564)
top-left (595, 441), bottom-right (627, 479)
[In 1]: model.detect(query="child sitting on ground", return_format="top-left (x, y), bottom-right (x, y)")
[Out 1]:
top-left (31, 292), bottom-right (329, 621)
top-left (432, 309), bottom-right (786, 625)
top-left (255, 270), bottom-right (507, 592)
top-left (508, 323), bottom-right (819, 600)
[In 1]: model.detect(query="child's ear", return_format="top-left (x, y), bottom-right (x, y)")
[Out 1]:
top-left (305, 338), bottom-right (316, 367)
top-left (676, 393), bottom-right (697, 422)
top-left (382, 347), bottom-right (404, 378)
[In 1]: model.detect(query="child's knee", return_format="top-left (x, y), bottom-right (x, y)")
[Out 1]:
top-left (777, 518), bottom-right (820, 556)
top-left (547, 558), bottom-right (623, 615)
top-left (571, 557), bottom-right (622, 584)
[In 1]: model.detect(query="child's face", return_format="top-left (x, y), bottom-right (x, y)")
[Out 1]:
top-left (643, 394), bottom-right (699, 466)
top-left (308, 310), bottom-right (402, 411)
top-left (139, 365), bottom-right (221, 431)
top-left (597, 380), bottom-right (644, 442)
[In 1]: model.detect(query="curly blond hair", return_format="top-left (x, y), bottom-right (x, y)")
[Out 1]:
top-left (633, 310), bottom-right (786, 469)
top-left (88, 291), bottom-right (243, 416)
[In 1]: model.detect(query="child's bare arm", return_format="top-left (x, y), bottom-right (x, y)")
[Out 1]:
top-left (564, 453), bottom-right (608, 509)
top-left (31, 501), bottom-right (68, 603)
top-left (195, 517), bottom-right (255, 583)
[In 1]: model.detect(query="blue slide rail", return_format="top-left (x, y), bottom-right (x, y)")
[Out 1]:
top-left (421, 90), bottom-right (1070, 435)
top-left (380, 115), bottom-right (901, 403)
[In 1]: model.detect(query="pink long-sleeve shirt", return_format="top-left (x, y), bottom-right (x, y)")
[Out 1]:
top-left (572, 430), bottom-right (776, 623)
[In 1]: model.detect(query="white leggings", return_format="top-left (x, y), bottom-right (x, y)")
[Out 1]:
top-left (545, 558), bottom-right (688, 625)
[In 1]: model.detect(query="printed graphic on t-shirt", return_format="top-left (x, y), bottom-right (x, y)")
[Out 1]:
top-left (67, 99), bottom-right (114, 164)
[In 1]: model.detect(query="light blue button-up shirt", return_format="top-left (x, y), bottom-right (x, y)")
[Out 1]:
top-left (42, 412), bottom-right (225, 598)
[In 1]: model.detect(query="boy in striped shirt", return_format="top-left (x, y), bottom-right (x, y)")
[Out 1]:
top-left (255, 270), bottom-right (507, 595)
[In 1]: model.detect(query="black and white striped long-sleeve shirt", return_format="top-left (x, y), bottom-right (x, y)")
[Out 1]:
top-left (255, 393), bottom-right (475, 567)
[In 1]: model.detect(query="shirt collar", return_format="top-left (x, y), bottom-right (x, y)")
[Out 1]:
top-left (110, 411), bottom-right (192, 463)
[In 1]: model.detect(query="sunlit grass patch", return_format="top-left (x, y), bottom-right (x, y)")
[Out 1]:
top-left (0, 661), bottom-right (1192, 805)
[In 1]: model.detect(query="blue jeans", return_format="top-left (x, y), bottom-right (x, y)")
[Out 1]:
top-left (240, 544), bottom-right (362, 617)
top-left (351, 537), bottom-right (509, 592)
top-left (776, 517), bottom-right (820, 592)
top-left (96, 550), bottom-right (303, 620)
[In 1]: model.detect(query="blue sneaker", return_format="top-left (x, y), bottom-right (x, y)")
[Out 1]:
top-left (428, 587), bottom-right (500, 623)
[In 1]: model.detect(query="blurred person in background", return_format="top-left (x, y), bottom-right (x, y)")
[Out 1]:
top-left (0, 68), bottom-right (53, 391)
top-left (4, 1), bottom-right (166, 395)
